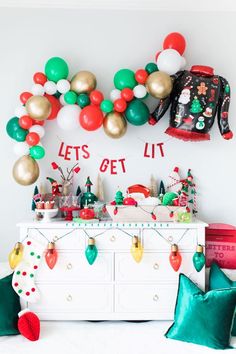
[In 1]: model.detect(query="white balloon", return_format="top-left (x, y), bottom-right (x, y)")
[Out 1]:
top-left (31, 84), bottom-right (45, 96)
top-left (44, 81), bottom-right (57, 95)
top-left (157, 49), bottom-right (182, 75)
top-left (13, 142), bottom-right (30, 156)
top-left (29, 125), bottom-right (45, 138)
top-left (133, 85), bottom-right (147, 99)
top-left (57, 79), bottom-right (70, 94)
top-left (110, 89), bottom-right (121, 102)
top-left (14, 105), bottom-right (27, 117)
top-left (59, 94), bottom-right (67, 106)
top-left (181, 56), bottom-right (187, 69)
top-left (57, 105), bottom-right (81, 131)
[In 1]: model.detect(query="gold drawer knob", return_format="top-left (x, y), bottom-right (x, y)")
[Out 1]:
top-left (153, 263), bottom-right (159, 270)
top-left (66, 295), bottom-right (72, 302)
top-left (66, 263), bottom-right (72, 270)
top-left (110, 235), bottom-right (116, 242)
top-left (168, 236), bottom-right (173, 242)
top-left (53, 235), bottom-right (59, 242)
top-left (153, 294), bottom-right (159, 301)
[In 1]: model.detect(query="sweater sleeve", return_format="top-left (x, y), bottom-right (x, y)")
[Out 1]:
top-left (217, 76), bottom-right (233, 140)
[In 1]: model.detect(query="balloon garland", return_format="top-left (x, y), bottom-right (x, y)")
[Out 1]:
top-left (6, 32), bottom-right (187, 186)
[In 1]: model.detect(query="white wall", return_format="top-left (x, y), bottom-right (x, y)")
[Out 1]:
top-left (0, 8), bottom-right (236, 261)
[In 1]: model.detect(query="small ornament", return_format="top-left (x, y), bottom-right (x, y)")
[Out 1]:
top-left (193, 244), bottom-right (205, 272)
top-left (114, 206), bottom-right (118, 215)
top-left (169, 211), bottom-right (174, 218)
top-left (130, 236), bottom-right (143, 263)
top-left (85, 238), bottom-right (98, 265)
top-left (9, 242), bottom-right (24, 269)
top-left (115, 190), bottom-right (124, 205)
top-left (18, 309), bottom-right (40, 341)
top-left (81, 176), bottom-right (98, 207)
top-left (80, 206), bottom-right (95, 220)
top-left (45, 242), bottom-right (58, 269)
top-left (151, 212), bottom-right (157, 220)
top-left (169, 244), bottom-right (182, 272)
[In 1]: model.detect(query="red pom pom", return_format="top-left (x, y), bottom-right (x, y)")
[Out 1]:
top-left (18, 310), bottom-right (40, 341)
top-left (223, 130), bottom-right (233, 140)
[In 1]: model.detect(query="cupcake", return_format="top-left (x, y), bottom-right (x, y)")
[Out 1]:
top-left (44, 201), bottom-right (55, 209)
top-left (36, 201), bottom-right (44, 209)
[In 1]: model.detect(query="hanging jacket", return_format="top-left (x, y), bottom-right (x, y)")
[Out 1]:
top-left (151, 65), bottom-right (233, 141)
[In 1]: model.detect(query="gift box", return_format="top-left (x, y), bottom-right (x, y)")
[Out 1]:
top-left (206, 223), bottom-right (236, 269)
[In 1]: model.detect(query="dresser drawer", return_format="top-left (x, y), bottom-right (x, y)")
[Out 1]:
top-left (28, 228), bottom-right (85, 250)
top-left (115, 252), bottom-right (204, 285)
top-left (36, 251), bottom-right (112, 283)
top-left (84, 229), bottom-right (140, 250)
top-left (143, 228), bottom-right (198, 250)
top-left (30, 284), bottom-right (113, 313)
top-left (115, 284), bottom-right (176, 314)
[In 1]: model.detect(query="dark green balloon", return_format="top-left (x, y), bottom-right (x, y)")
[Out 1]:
top-left (45, 57), bottom-right (69, 83)
top-left (30, 145), bottom-right (45, 159)
top-left (77, 93), bottom-right (90, 108)
top-left (145, 62), bottom-right (158, 74)
top-left (114, 69), bottom-right (137, 90)
top-left (6, 117), bottom-right (20, 139)
top-left (13, 128), bottom-right (28, 142)
top-left (125, 99), bottom-right (149, 126)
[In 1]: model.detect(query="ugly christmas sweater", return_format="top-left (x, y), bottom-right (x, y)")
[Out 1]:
top-left (151, 65), bottom-right (233, 141)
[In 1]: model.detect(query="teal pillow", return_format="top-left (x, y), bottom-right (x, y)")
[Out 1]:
top-left (209, 262), bottom-right (236, 336)
top-left (0, 273), bottom-right (21, 335)
top-left (165, 273), bottom-right (236, 349)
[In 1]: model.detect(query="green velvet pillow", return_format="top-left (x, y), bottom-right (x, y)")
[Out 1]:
top-left (165, 273), bottom-right (236, 349)
top-left (209, 262), bottom-right (236, 336)
top-left (0, 273), bottom-right (21, 335)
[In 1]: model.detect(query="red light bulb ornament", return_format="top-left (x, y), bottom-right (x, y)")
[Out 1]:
top-left (45, 242), bottom-right (58, 269)
top-left (169, 244), bottom-right (182, 272)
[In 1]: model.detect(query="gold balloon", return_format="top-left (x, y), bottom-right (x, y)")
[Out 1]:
top-left (70, 71), bottom-right (97, 94)
top-left (13, 156), bottom-right (40, 186)
top-left (103, 112), bottom-right (127, 139)
top-left (26, 95), bottom-right (51, 121)
top-left (146, 71), bottom-right (173, 99)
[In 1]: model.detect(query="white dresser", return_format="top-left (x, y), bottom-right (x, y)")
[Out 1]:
top-left (18, 220), bottom-right (207, 321)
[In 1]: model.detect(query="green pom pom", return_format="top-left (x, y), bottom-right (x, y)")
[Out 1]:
top-left (162, 192), bottom-right (178, 206)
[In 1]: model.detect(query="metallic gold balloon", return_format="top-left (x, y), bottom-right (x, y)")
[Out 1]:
top-left (70, 71), bottom-right (97, 94)
top-left (12, 155), bottom-right (40, 186)
top-left (26, 95), bottom-right (51, 120)
top-left (103, 112), bottom-right (127, 139)
top-left (146, 71), bottom-right (173, 99)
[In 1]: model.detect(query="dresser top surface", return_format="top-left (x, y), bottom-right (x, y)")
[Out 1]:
top-left (17, 218), bottom-right (208, 229)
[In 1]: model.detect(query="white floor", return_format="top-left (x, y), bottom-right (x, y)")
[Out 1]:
top-left (0, 320), bottom-right (235, 354)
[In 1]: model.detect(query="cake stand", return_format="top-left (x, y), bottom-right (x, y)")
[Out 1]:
top-left (35, 208), bottom-right (58, 222)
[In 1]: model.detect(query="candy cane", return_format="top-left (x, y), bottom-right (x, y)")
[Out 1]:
top-left (184, 75), bottom-right (192, 87)
top-left (222, 96), bottom-right (230, 108)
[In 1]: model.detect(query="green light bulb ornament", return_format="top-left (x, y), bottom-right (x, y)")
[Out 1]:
top-left (85, 238), bottom-right (98, 265)
top-left (193, 244), bottom-right (205, 272)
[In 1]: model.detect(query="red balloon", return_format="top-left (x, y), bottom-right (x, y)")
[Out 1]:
top-left (135, 69), bottom-right (148, 84)
top-left (90, 90), bottom-right (104, 105)
top-left (114, 98), bottom-right (127, 113)
top-left (44, 94), bottom-right (61, 120)
top-left (26, 132), bottom-right (40, 146)
top-left (33, 72), bottom-right (47, 85)
top-left (19, 115), bottom-right (33, 129)
top-left (121, 88), bottom-right (134, 102)
top-left (32, 119), bottom-right (45, 126)
top-left (79, 105), bottom-right (104, 131)
top-left (155, 51), bottom-right (162, 62)
top-left (163, 32), bottom-right (186, 55)
top-left (20, 92), bottom-right (33, 104)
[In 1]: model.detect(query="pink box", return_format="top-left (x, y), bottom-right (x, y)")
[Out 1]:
top-left (206, 223), bottom-right (236, 269)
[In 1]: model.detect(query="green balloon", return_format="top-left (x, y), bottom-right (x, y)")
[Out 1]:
top-left (6, 117), bottom-right (20, 138)
top-left (13, 128), bottom-right (28, 142)
top-left (45, 57), bottom-right (69, 83)
top-left (114, 69), bottom-right (137, 90)
top-left (30, 145), bottom-right (45, 160)
top-left (77, 93), bottom-right (90, 108)
top-left (64, 91), bottom-right (77, 104)
top-left (145, 62), bottom-right (158, 74)
top-left (100, 100), bottom-right (114, 113)
top-left (125, 99), bottom-right (149, 126)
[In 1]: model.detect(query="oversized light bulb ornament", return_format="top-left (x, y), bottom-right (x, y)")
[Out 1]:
top-left (45, 242), bottom-right (58, 269)
top-left (85, 238), bottom-right (98, 265)
top-left (8, 242), bottom-right (24, 269)
top-left (193, 244), bottom-right (205, 272)
top-left (169, 244), bottom-right (182, 272)
top-left (131, 236), bottom-right (143, 263)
